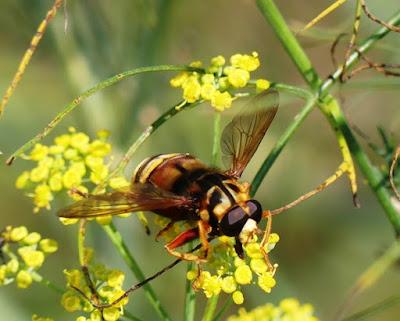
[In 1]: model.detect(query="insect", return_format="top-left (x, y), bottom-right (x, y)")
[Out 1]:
top-left (59, 90), bottom-right (279, 262)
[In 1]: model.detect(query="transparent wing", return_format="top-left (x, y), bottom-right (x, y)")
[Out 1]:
top-left (58, 183), bottom-right (193, 218)
top-left (221, 89), bottom-right (279, 178)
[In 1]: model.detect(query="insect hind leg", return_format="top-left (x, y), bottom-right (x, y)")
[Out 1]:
top-left (165, 226), bottom-right (207, 263)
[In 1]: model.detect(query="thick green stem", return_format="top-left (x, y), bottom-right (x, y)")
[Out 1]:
top-left (211, 113), bottom-right (222, 166)
top-left (6, 65), bottom-right (202, 165)
top-left (103, 223), bottom-right (172, 321)
top-left (201, 294), bottom-right (220, 321)
top-left (256, 0), bottom-right (400, 234)
top-left (183, 244), bottom-right (196, 321)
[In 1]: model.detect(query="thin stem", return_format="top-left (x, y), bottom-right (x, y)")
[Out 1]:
top-left (31, 271), bottom-right (65, 294)
top-left (251, 94), bottom-right (317, 196)
top-left (183, 243), bottom-right (196, 321)
top-left (0, 0), bottom-right (63, 118)
top-left (78, 219), bottom-right (87, 266)
top-left (256, 0), bottom-right (400, 235)
top-left (211, 113), bottom-right (222, 166)
top-left (211, 298), bottom-right (232, 321)
top-left (6, 65), bottom-right (202, 165)
top-left (341, 295), bottom-right (400, 321)
top-left (201, 294), bottom-right (220, 321)
top-left (102, 223), bottom-right (172, 321)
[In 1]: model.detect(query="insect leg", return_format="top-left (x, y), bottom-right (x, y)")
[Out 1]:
top-left (197, 220), bottom-right (211, 260)
top-left (260, 211), bottom-right (274, 271)
top-left (164, 228), bottom-right (206, 262)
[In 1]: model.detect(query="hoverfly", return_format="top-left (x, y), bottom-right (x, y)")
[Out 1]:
top-left (59, 90), bottom-right (278, 262)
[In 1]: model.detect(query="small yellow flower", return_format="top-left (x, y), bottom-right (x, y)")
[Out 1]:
top-left (96, 215), bottom-right (112, 225)
top-left (54, 134), bottom-right (71, 147)
top-left (250, 258), bottom-right (268, 274)
top-left (221, 276), bottom-right (237, 293)
top-left (256, 79), bottom-right (270, 92)
top-left (97, 129), bottom-right (110, 139)
top-left (201, 73), bottom-right (215, 84)
top-left (280, 297), bottom-right (300, 312)
top-left (182, 76), bottom-right (201, 103)
top-left (186, 270), bottom-right (198, 281)
top-left (189, 60), bottom-right (203, 68)
top-left (6, 259), bottom-right (19, 274)
top-left (18, 248), bottom-right (45, 268)
top-left (257, 273), bottom-right (276, 293)
top-left (218, 77), bottom-right (229, 91)
top-left (0, 265), bottom-right (6, 284)
top-left (63, 169), bottom-right (82, 189)
top-left (244, 242), bottom-right (263, 259)
top-left (90, 164), bottom-right (109, 185)
top-left (63, 148), bottom-right (79, 161)
top-left (30, 166), bottom-right (49, 183)
top-left (234, 265), bottom-right (252, 284)
top-left (85, 155), bottom-right (104, 170)
top-left (211, 55), bottom-right (225, 67)
top-left (49, 172), bottom-right (63, 192)
top-left (76, 317), bottom-right (87, 321)
top-left (40, 239), bottom-right (58, 253)
top-left (227, 68), bottom-right (250, 88)
top-left (10, 226), bottom-right (28, 241)
top-left (103, 307), bottom-right (120, 321)
top-left (30, 144), bottom-right (49, 161)
top-left (70, 132), bottom-right (90, 153)
top-left (49, 144), bottom-right (65, 154)
top-left (59, 217), bottom-right (79, 225)
top-left (211, 91), bottom-right (232, 111)
top-left (107, 270), bottom-right (125, 287)
top-left (61, 291), bottom-right (82, 312)
top-left (202, 275), bottom-right (221, 298)
top-left (33, 184), bottom-right (53, 211)
top-left (16, 270), bottom-right (32, 288)
top-left (109, 176), bottom-right (130, 189)
top-left (232, 290), bottom-right (244, 304)
top-left (230, 53), bottom-right (260, 71)
top-left (64, 269), bottom-right (83, 288)
top-left (89, 140), bottom-right (111, 157)
top-left (16, 171), bottom-right (30, 189)
top-left (201, 83), bottom-right (217, 100)
top-left (170, 72), bottom-right (189, 88)
top-left (23, 232), bottom-right (42, 245)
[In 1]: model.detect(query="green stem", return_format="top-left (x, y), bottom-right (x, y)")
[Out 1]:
top-left (103, 223), bottom-right (172, 321)
top-left (211, 298), bottom-right (232, 321)
top-left (201, 294), bottom-right (220, 321)
top-left (31, 271), bottom-right (65, 294)
top-left (211, 113), bottom-right (222, 166)
top-left (256, 0), bottom-right (400, 234)
top-left (6, 64), bottom-right (203, 165)
top-left (342, 295), bottom-right (400, 321)
top-left (251, 94), bottom-right (317, 196)
top-left (183, 243), bottom-right (196, 321)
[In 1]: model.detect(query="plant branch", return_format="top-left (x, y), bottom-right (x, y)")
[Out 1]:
top-left (103, 223), bottom-right (172, 321)
top-left (256, 0), bottom-right (400, 235)
top-left (6, 65), bottom-right (202, 165)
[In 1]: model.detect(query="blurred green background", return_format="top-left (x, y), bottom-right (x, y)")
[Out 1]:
top-left (1, 1), bottom-right (400, 320)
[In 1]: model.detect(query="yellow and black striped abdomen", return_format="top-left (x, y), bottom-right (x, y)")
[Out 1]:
top-left (132, 153), bottom-right (209, 196)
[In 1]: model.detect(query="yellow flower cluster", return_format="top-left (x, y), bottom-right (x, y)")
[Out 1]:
top-left (61, 261), bottom-right (128, 321)
top-left (15, 128), bottom-right (130, 222)
top-left (170, 53), bottom-right (270, 112)
top-left (0, 226), bottom-right (58, 289)
top-left (187, 234), bottom-right (279, 304)
top-left (226, 298), bottom-right (320, 321)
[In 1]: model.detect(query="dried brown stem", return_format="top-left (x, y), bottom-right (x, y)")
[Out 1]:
top-left (361, 0), bottom-right (400, 33)
top-left (390, 146), bottom-right (400, 201)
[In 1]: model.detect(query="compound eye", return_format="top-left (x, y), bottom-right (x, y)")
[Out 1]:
top-left (247, 200), bottom-right (262, 223)
top-left (220, 206), bottom-right (248, 237)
